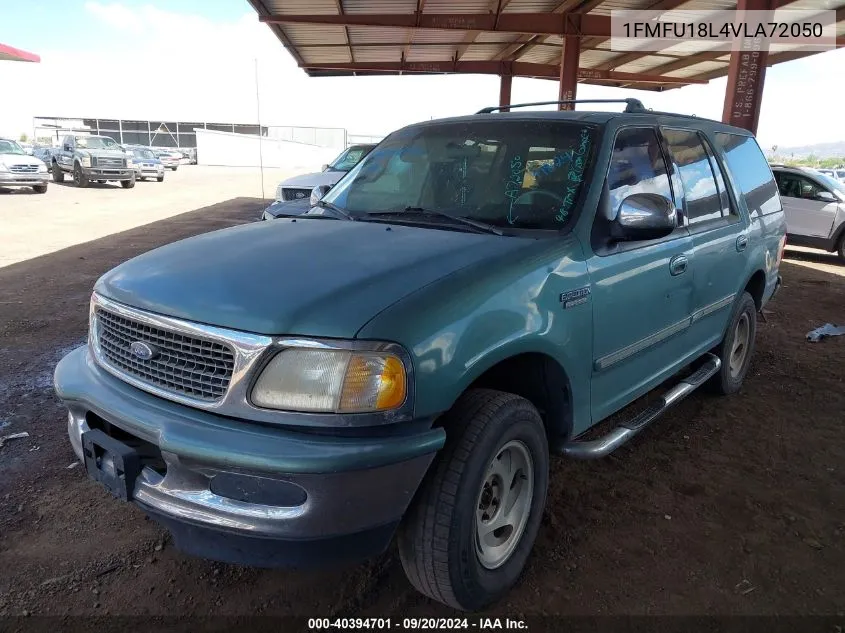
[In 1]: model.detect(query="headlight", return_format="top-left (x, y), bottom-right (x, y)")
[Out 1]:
top-left (37, 162), bottom-right (47, 173)
top-left (251, 348), bottom-right (407, 413)
top-left (127, 158), bottom-right (134, 167)
top-left (0, 162), bottom-right (8, 173)
top-left (80, 155), bottom-right (91, 168)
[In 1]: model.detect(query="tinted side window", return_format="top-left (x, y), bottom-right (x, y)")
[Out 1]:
top-left (702, 136), bottom-right (735, 218)
top-left (714, 132), bottom-right (781, 216)
top-left (606, 127), bottom-right (673, 216)
top-left (663, 129), bottom-right (721, 224)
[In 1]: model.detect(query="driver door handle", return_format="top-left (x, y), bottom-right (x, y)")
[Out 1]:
top-left (669, 254), bottom-right (688, 276)
top-left (736, 234), bottom-right (748, 252)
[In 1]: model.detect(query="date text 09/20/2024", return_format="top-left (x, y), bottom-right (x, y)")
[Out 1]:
top-left (308, 618), bottom-right (528, 630)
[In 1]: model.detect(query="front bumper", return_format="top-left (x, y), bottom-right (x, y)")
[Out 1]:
top-left (136, 168), bottom-right (164, 177)
top-left (55, 346), bottom-right (444, 567)
top-left (0, 173), bottom-right (49, 186)
top-left (84, 167), bottom-right (134, 180)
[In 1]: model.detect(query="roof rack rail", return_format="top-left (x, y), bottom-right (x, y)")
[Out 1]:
top-left (476, 98), bottom-right (646, 114)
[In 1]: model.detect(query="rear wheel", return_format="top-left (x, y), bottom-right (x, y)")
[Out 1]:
top-left (33, 184), bottom-right (48, 194)
top-left (73, 163), bottom-right (88, 188)
top-left (398, 389), bottom-right (549, 611)
top-left (707, 291), bottom-right (757, 395)
top-left (51, 162), bottom-right (64, 183)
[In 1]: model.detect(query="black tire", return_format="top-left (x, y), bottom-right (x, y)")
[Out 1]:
top-left (121, 175), bottom-right (136, 189)
top-left (97, 180), bottom-right (106, 184)
top-left (398, 388), bottom-right (549, 611)
top-left (51, 162), bottom-right (64, 183)
top-left (33, 184), bottom-right (48, 194)
top-left (157, 175), bottom-right (164, 182)
top-left (171, 166), bottom-right (178, 171)
top-left (707, 291), bottom-right (757, 395)
top-left (73, 163), bottom-right (89, 188)
top-left (837, 234), bottom-right (845, 262)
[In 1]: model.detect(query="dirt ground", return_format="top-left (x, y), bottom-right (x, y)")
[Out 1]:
top-left (0, 200), bottom-right (843, 621)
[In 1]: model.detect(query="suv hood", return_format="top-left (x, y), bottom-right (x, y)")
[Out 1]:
top-left (95, 219), bottom-right (528, 337)
top-left (0, 153), bottom-right (44, 167)
top-left (279, 170), bottom-right (342, 188)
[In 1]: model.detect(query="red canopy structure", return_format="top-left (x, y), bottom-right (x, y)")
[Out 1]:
top-left (0, 43), bottom-right (41, 63)
top-left (247, 0), bottom-right (844, 133)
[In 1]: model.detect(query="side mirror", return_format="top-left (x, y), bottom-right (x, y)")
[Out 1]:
top-left (816, 191), bottom-right (837, 203)
top-left (321, 164), bottom-right (329, 172)
top-left (613, 193), bottom-right (677, 241)
top-left (310, 184), bottom-right (331, 206)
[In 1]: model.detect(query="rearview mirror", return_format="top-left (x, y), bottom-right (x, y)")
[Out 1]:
top-left (310, 184), bottom-right (331, 206)
top-left (816, 190), bottom-right (837, 203)
top-left (614, 193), bottom-right (677, 241)
top-left (321, 164), bottom-right (329, 171)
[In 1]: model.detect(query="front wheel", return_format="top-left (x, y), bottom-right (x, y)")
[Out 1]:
top-left (33, 184), bottom-right (48, 194)
top-left (707, 291), bottom-right (757, 395)
top-left (73, 163), bottom-right (89, 188)
top-left (51, 162), bottom-right (64, 183)
top-left (157, 175), bottom-right (164, 182)
top-left (837, 234), bottom-right (845, 262)
top-left (398, 389), bottom-right (549, 611)
top-left (121, 176), bottom-right (136, 189)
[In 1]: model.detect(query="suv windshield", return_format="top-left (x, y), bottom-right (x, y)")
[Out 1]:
top-left (0, 140), bottom-right (26, 155)
top-left (328, 145), bottom-right (374, 172)
top-left (76, 136), bottom-right (118, 150)
top-left (133, 148), bottom-right (156, 160)
top-left (321, 121), bottom-right (596, 230)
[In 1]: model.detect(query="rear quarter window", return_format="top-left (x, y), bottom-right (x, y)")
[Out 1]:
top-left (714, 132), bottom-right (781, 217)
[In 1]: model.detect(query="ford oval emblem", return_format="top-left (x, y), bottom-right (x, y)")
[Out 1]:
top-left (129, 341), bottom-right (159, 361)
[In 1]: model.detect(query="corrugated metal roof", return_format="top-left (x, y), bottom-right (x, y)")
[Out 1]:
top-left (248, 0), bottom-right (845, 90)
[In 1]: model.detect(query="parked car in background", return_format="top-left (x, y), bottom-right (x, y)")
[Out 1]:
top-left (771, 164), bottom-right (845, 260)
top-left (128, 147), bottom-right (165, 182)
top-left (55, 99), bottom-right (786, 611)
top-left (52, 134), bottom-right (135, 188)
top-left (834, 169), bottom-right (845, 183)
top-left (155, 150), bottom-right (181, 171)
top-left (265, 143), bottom-right (376, 219)
top-left (817, 168), bottom-right (835, 178)
top-left (31, 146), bottom-right (56, 164)
top-left (0, 137), bottom-right (49, 193)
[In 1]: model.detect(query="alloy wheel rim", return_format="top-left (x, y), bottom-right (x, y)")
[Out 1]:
top-left (475, 439), bottom-right (534, 570)
top-left (729, 312), bottom-right (750, 378)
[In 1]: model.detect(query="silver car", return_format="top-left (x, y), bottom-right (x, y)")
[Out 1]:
top-left (0, 138), bottom-right (49, 193)
top-left (772, 165), bottom-right (845, 260)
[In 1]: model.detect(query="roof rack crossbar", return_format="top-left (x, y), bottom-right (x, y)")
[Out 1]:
top-left (476, 98), bottom-right (646, 114)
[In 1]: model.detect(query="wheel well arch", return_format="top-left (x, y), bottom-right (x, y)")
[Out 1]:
top-left (463, 352), bottom-right (573, 441)
top-left (744, 269), bottom-right (767, 310)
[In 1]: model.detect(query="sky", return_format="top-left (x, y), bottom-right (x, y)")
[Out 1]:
top-left (1, 0), bottom-right (843, 150)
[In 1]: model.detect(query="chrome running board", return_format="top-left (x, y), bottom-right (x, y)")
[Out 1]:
top-left (558, 353), bottom-right (721, 460)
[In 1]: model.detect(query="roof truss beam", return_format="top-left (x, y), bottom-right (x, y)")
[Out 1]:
top-left (261, 12), bottom-right (613, 37)
top-left (298, 60), bottom-right (706, 84)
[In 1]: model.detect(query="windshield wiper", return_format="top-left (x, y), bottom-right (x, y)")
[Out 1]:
top-left (367, 207), bottom-right (503, 236)
top-left (315, 199), bottom-right (354, 220)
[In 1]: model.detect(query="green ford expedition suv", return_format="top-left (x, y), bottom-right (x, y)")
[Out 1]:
top-left (54, 99), bottom-right (785, 611)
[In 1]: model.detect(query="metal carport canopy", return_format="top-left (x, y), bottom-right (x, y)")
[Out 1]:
top-left (0, 43), bottom-right (40, 63)
top-left (247, 0), bottom-right (845, 130)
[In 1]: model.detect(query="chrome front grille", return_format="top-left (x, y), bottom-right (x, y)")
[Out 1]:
top-left (95, 156), bottom-right (125, 168)
top-left (281, 187), bottom-right (311, 202)
top-left (9, 164), bottom-right (38, 173)
top-left (95, 308), bottom-right (235, 401)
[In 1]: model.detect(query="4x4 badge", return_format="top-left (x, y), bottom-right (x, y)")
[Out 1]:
top-left (560, 287), bottom-right (591, 309)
